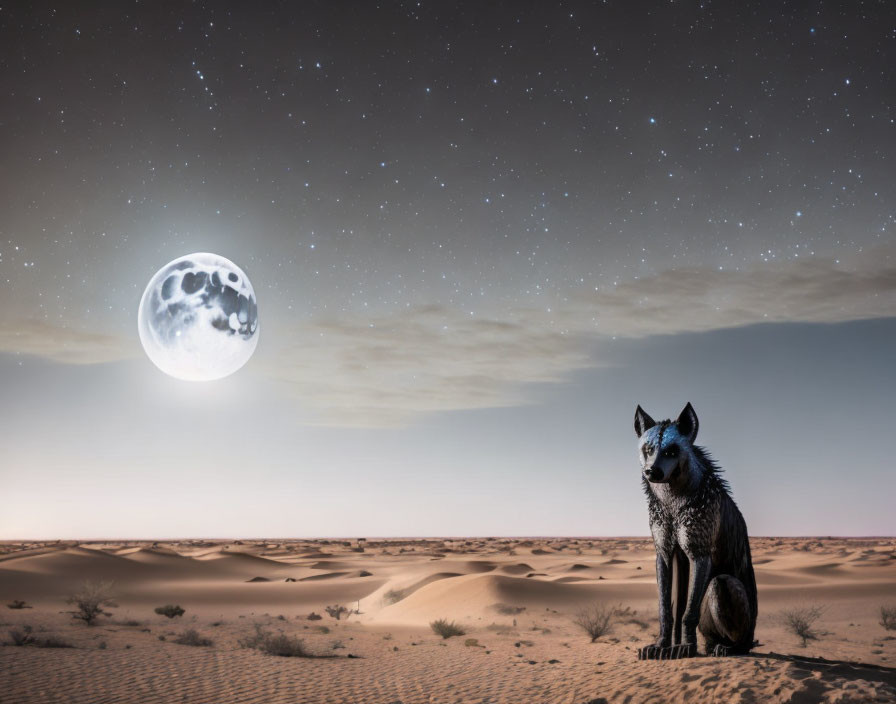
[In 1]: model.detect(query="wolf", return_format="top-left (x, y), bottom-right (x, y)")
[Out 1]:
top-left (634, 403), bottom-right (757, 659)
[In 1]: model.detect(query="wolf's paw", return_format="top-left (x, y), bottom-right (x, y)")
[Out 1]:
top-left (663, 643), bottom-right (697, 659)
top-left (637, 644), bottom-right (663, 660)
top-left (709, 643), bottom-right (732, 657)
top-left (638, 643), bottom-right (695, 660)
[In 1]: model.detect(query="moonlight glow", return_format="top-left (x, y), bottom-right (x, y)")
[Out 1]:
top-left (138, 253), bottom-right (258, 381)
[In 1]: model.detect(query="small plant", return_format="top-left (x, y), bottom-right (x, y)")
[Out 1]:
top-left (430, 618), bottom-right (465, 639)
top-left (491, 603), bottom-right (525, 615)
top-left (382, 589), bottom-right (406, 605)
top-left (613, 605), bottom-right (649, 630)
top-left (173, 628), bottom-right (213, 647)
top-left (239, 624), bottom-right (311, 657)
top-left (9, 626), bottom-right (35, 646)
top-left (780, 605), bottom-right (824, 647)
top-left (66, 580), bottom-right (117, 626)
top-left (880, 605), bottom-right (896, 631)
top-left (99, 641), bottom-right (107, 649)
top-left (154, 605), bottom-right (185, 619)
top-left (306, 612), bottom-right (322, 621)
top-left (325, 604), bottom-right (350, 620)
top-left (38, 636), bottom-right (73, 649)
top-left (115, 619), bottom-right (143, 627)
top-left (573, 603), bottom-right (615, 642)
top-left (6, 600), bottom-right (30, 610)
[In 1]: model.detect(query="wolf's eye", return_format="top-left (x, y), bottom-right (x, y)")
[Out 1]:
top-left (662, 445), bottom-right (679, 458)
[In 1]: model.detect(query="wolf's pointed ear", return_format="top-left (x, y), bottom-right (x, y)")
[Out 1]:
top-left (634, 405), bottom-right (656, 437)
top-left (676, 402), bottom-right (699, 442)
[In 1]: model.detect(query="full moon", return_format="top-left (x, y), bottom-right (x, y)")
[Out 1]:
top-left (138, 253), bottom-right (258, 381)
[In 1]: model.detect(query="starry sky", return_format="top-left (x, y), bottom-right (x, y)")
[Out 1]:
top-left (1, 2), bottom-right (894, 539)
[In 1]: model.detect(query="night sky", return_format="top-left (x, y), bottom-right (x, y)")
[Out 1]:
top-left (1, 2), bottom-right (894, 538)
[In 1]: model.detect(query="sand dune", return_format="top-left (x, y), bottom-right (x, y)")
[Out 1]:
top-left (1, 537), bottom-right (894, 703)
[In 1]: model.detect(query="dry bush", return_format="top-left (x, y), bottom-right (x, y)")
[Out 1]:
top-left (154, 605), bottom-right (185, 619)
top-left (430, 618), bottom-right (465, 639)
top-left (6, 600), bottom-right (30, 610)
top-left (613, 605), bottom-right (649, 629)
top-left (880, 605), bottom-right (896, 631)
top-left (306, 612), bottom-right (322, 620)
top-left (382, 589), bottom-right (407, 605)
top-left (173, 628), bottom-right (213, 647)
top-left (8, 626), bottom-right (34, 646)
top-left (66, 581), bottom-right (117, 626)
top-left (573, 603), bottom-right (615, 642)
top-left (325, 604), bottom-right (350, 620)
top-left (491, 603), bottom-right (526, 615)
top-left (239, 624), bottom-right (310, 657)
top-left (780, 605), bottom-right (824, 647)
top-left (8, 626), bottom-right (72, 648)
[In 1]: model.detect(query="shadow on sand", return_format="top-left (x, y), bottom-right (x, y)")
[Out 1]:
top-left (748, 651), bottom-right (896, 700)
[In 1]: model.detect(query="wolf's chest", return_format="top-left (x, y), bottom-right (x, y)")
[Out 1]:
top-left (650, 505), bottom-right (716, 556)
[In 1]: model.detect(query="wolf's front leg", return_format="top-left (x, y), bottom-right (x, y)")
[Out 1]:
top-left (638, 552), bottom-right (672, 660)
top-left (679, 555), bottom-right (712, 656)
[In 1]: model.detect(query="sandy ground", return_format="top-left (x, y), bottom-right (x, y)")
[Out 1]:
top-left (1, 537), bottom-right (895, 703)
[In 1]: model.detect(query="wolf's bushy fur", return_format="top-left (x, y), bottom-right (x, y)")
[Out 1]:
top-left (635, 403), bottom-right (757, 659)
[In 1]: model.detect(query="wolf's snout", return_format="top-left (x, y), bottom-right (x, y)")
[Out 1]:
top-left (645, 467), bottom-right (663, 482)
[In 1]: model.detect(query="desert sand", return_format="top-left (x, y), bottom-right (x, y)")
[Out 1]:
top-left (1, 537), bottom-right (894, 703)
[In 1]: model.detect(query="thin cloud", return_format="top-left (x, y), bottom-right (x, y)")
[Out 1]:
top-left (2, 252), bottom-right (893, 425)
top-left (269, 305), bottom-right (594, 426)
top-left (0, 319), bottom-right (136, 365)
top-left (267, 253), bottom-right (896, 426)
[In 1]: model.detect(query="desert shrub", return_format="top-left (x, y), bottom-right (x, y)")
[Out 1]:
top-left (573, 603), bottom-right (615, 642)
top-left (239, 624), bottom-right (309, 657)
top-left (325, 604), bottom-right (350, 620)
top-left (66, 580), bottom-right (117, 626)
top-left (880, 605), bottom-right (896, 631)
top-left (613, 605), bottom-right (649, 630)
top-left (173, 628), bottom-right (213, 647)
top-left (36, 636), bottom-right (73, 649)
top-left (780, 605), bottom-right (824, 647)
top-left (382, 589), bottom-right (406, 605)
top-left (306, 612), bottom-right (322, 621)
top-left (154, 605), bottom-right (185, 619)
top-left (6, 600), bottom-right (30, 610)
top-left (113, 618), bottom-right (143, 627)
top-left (9, 626), bottom-right (35, 646)
top-left (491, 603), bottom-right (526, 615)
top-left (430, 618), bottom-right (465, 639)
